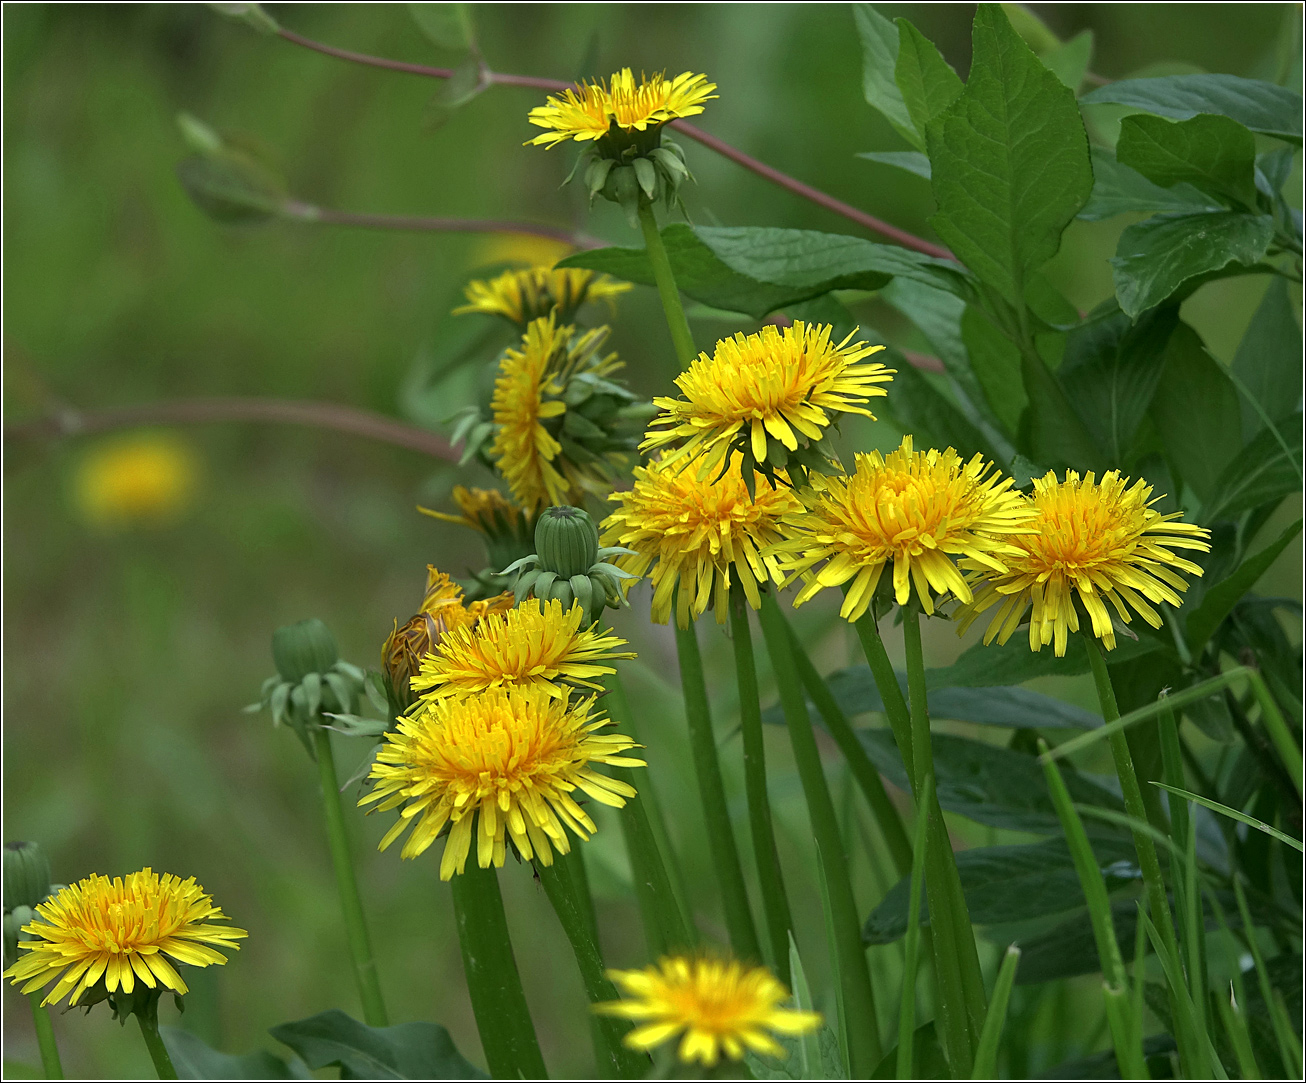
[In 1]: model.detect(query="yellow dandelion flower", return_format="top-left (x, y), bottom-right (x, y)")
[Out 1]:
top-left (74, 434), bottom-right (197, 528)
top-left (361, 686), bottom-right (644, 879)
top-left (412, 597), bottom-right (635, 702)
top-left (527, 69), bottom-right (717, 149)
top-left (641, 322), bottom-right (893, 476)
top-left (601, 451), bottom-right (803, 627)
top-left (3, 869), bottom-right (246, 1008)
top-left (469, 232), bottom-right (573, 269)
top-left (957, 470), bottom-right (1211, 657)
top-left (419, 485), bottom-right (529, 537)
top-left (453, 266), bottom-right (632, 326)
top-left (489, 314), bottom-right (626, 510)
top-left (772, 436), bottom-right (1036, 622)
top-left (596, 955), bottom-right (822, 1067)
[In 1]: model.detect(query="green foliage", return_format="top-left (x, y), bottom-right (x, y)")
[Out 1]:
top-left (1117, 113), bottom-right (1259, 209)
top-left (160, 1028), bottom-right (306, 1080)
top-left (1081, 73), bottom-right (1304, 143)
top-left (268, 1010), bottom-right (486, 1080)
top-left (1233, 279), bottom-right (1303, 436)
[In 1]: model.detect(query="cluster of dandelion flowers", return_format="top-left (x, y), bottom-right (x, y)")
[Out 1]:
top-left (641, 322), bottom-right (893, 475)
top-left (362, 686), bottom-right (643, 879)
top-left (453, 266), bottom-right (631, 327)
top-left (596, 955), bottom-right (822, 1066)
top-left (488, 314), bottom-right (623, 510)
top-left (526, 69), bottom-right (716, 149)
top-left (602, 451), bottom-right (803, 627)
top-left (4, 869), bottom-right (246, 1007)
top-left (958, 469), bottom-right (1211, 657)
top-left (411, 597), bottom-right (635, 702)
top-left (773, 436), bottom-right (1036, 622)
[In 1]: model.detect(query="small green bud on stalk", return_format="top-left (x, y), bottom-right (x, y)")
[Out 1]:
top-left (535, 506), bottom-right (600, 578)
top-left (273, 619), bottom-right (339, 683)
top-left (4, 842), bottom-right (51, 913)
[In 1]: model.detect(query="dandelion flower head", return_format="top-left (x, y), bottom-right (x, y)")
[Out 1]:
top-left (596, 955), bottom-right (822, 1067)
top-left (527, 69), bottom-right (716, 149)
top-left (454, 266), bottom-right (632, 327)
top-left (362, 685), bottom-right (643, 879)
top-left (957, 469), bottom-right (1211, 656)
top-left (3, 869), bottom-right (246, 1008)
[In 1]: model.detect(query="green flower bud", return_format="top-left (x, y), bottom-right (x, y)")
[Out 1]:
top-left (4, 904), bottom-right (34, 967)
top-left (4, 841), bottom-right (51, 913)
top-left (272, 619), bottom-right (339, 683)
top-left (535, 506), bottom-right (600, 578)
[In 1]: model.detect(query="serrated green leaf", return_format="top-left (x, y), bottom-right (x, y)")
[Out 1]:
top-left (853, 4), bottom-right (920, 148)
top-left (408, 3), bottom-right (476, 53)
top-left (1201, 413), bottom-right (1303, 523)
top-left (1081, 74), bottom-right (1303, 143)
top-left (1079, 148), bottom-right (1225, 221)
top-left (960, 305), bottom-right (1025, 435)
top-left (162, 1027), bottom-right (306, 1079)
top-left (1117, 113), bottom-right (1259, 208)
top-left (1186, 519), bottom-right (1302, 651)
top-left (1041, 29), bottom-right (1094, 92)
top-left (926, 4), bottom-right (1093, 308)
top-left (1233, 278), bottom-right (1303, 438)
top-left (270, 1009), bottom-right (486, 1080)
top-left (1109, 210), bottom-right (1275, 319)
top-left (1149, 321), bottom-right (1241, 502)
top-left (855, 150), bottom-right (931, 178)
top-left (893, 18), bottom-right (963, 146)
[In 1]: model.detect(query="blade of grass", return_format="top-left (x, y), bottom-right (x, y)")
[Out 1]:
top-left (1214, 986), bottom-right (1261, 1080)
top-left (787, 934), bottom-right (823, 1079)
top-left (1232, 876), bottom-right (1302, 1076)
top-left (898, 773), bottom-right (934, 1081)
top-left (1137, 909), bottom-right (1224, 1078)
top-left (971, 945), bottom-right (1021, 1080)
top-left (1151, 782), bottom-right (1305, 852)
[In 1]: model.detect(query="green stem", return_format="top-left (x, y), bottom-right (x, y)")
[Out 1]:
top-left (28, 994), bottom-right (63, 1079)
top-left (136, 1009), bottom-right (178, 1081)
top-left (758, 592), bottom-right (882, 1075)
top-left (898, 774), bottom-right (934, 1080)
top-left (786, 617), bottom-right (913, 878)
top-left (313, 727), bottom-right (389, 1027)
top-left (450, 863), bottom-right (549, 1079)
top-left (674, 618), bottom-right (762, 962)
top-left (637, 201), bottom-right (697, 368)
top-left (536, 856), bottom-right (647, 1078)
top-left (902, 608), bottom-right (985, 1075)
top-left (730, 585), bottom-right (794, 982)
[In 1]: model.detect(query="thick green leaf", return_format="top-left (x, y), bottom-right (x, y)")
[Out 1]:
top-left (926, 633), bottom-right (1163, 689)
top-left (863, 838), bottom-right (1139, 944)
top-left (557, 224), bottom-right (966, 320)
top-left (1149, 321), bottom-right (1242, 501)
top-left (1041, 29), bottom-right (1094, 93)
top-left (853, 4), bottom-right (920, 148)
top-left (893, 18), bottom-right (963, 146)
top-left (269, 1011), bottom-right (486, 1080)
top-left (877, 354), bottom-right (1000, 464)
top-left (1015, 900), bottom-right (1142, 984)
top-left (960, 305), bottom-right (1025, 435)
top-left (871, 1022), bottom-right (950, 1079)
top-left (408, 3), bottom-right (476, 53)
top-left (162, 1028), bottom-right (305, 1080)
top-left (926, 4), bottom-right (1093, 307)
top-left (1201, 414), bottom-right (1303, 523)
top-left (1081, 74), bottom-right (1304, 143)
top-left (1079, 149), bottom-right (1224, 221)
top-left (1186, 519), bottom-right (1302, 651)
top-left (1116, 113), bottom-right (1259, 208)
top-left (856, 150), bottom-right (931, 178)
top-left (855, 729), bottom-right (1126, 835)
top-left (1233, 278), bottom-right (1303, 437)
top-left (1110, 211), bottom-right (1276, 319)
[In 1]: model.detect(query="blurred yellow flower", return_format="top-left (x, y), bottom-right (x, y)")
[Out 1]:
top-left (73, 434), bottom-right (197, 528)
top-left (596, 955), bottom-right (822, 1066)
top-left (3, 868), bottom-right (246, 1007)
top-left (527, 69), bottom-right (716, 149)
top-left (958, 470), bottom-right (1211, 656)
top-left (469, 233), bottom-right (574, 270)
top-left (362, 685), bottom-right (643, 879)
top-left (454, 266), bottom-right (632, 326)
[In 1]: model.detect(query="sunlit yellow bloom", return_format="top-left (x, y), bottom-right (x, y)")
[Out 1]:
top-left (412, 597), bottom-right (635, 702)
top-left (74, 434), bottom-right (197, 528)
top-left (489, 315), bottom-right (626, 510)
top-left (596, 955), bottom-right (822, 1066)
top-left (957, 470), bottom-right (1211, 656)
top-left (362, 686), bottom-right (643, 879)
top-left (773, 437), bottom-right (1035, 622)
top-left (602, 452), bottom-right (802, 627)
top-left (642, 322), bottom-right (892, 474)
top-left (3, 869), bottom-right (246, 1008)
top-left (527, 69), bottom-right (716, 148)
top-left (453, 266), bottom-right (632, 326)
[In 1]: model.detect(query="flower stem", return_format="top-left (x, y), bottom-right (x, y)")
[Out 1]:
top-left (28, 995), bottom-right (63, 1079)
top-left (312, 726), bottom-right (389, 1027)
top-left (450, 863), bottom-right (549, 1079)
top-left (535, 856), bottom-right (648, 1078)
top-left (729, 585), bottom-right (795, 982)
top-left (674, 617), bottom-right (762, 962)
top-left (136, 1008), bottom-right (178, 1081)
top-left (636, 201), bottom-right (697, 369)
top-left (785, 617), bottom-right (913, 878)
top-left (603, 673), bottom-right (698, 955)
top-left (901, 608), bottom-right (986, 1076)
top-left (758, 592), bottom-right (882, 1075)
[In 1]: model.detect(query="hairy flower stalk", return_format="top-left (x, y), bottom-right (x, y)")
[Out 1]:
top-left (454, 265), bottom-right (631, 327)
top-left (595, 955), bottom-right (821, 1067)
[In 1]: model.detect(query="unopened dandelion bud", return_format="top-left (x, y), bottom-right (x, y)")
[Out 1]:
top-left (4, 906), bottom-right (33, 968)
top-left (382, 613), bottom-right (439, 713)
top-left (3, 842), bottom-right (51, 913)
top-left (536, 505), bottom-right (600, 577)
top-left (272, 619), bottom-right (339, 684)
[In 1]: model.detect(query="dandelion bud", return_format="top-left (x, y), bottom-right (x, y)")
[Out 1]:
top-left (3, 842), bottom-right (51, 913)
top-left (3, 905), bottom-right (33, 968)
top-left (535, 506), bottom-right (600, 578)
top-left (382, 612), bottom-right (439, 713)
top-left (272, 619), bottom-right (339, 684)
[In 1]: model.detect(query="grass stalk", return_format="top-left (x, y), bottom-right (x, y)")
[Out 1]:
top-left (897, 774), bottom-right (934, 1080)
top-left (971, 945), bottom-right (1021, 1080)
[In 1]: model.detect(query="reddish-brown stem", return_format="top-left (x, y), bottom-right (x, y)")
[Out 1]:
top-left (273, 26), bottom-right (954, 259)
top-left (4, 398), bottom-right (457, 462)
top-left (285, 201), bottom-right (600, 248)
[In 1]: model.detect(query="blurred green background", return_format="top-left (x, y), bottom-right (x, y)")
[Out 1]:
top-left (3, 3), bottom-right (1300, 1078)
